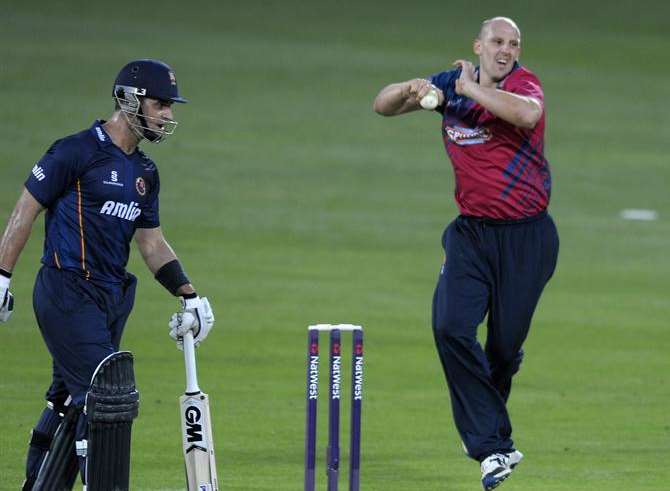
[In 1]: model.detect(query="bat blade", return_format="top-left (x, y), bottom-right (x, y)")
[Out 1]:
top-left (180, 391), bottom-right (219, 491)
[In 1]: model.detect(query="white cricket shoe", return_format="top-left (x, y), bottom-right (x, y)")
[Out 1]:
top-left (506, 449), bottom-right (523, 469)
top-left (481, 453), bottom-right (512, 490)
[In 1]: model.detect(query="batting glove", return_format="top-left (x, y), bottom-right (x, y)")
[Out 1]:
top-left (168, 295), bottom-right (214, 349)
top-left (0, 272), bottom-right (14, 322)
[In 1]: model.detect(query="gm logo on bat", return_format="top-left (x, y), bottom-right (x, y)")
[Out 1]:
top-left (185, 405), bottom-right (203, 443)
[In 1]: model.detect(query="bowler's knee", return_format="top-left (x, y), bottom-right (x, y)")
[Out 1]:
top-left (433, 314), bottom-right (476, 350)
top-left (490, 347), bottom-right (524, 373)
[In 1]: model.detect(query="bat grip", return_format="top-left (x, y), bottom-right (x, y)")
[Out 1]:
top-left (183, 331), bottom-right (201, 394)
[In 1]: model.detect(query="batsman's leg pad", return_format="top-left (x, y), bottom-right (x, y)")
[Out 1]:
top-left (84, 351), bottom-right (139, 491)
top-left (31, 404), bottom-right (80, 491)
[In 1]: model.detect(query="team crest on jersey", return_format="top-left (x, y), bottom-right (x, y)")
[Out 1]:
top-left (445, 125), bottom-right (492, 146)
top-left (135, 177), bottom-right (146, 196)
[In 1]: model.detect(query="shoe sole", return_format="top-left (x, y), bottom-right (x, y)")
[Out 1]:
top-left (482, 468), bottom-right (512, 490)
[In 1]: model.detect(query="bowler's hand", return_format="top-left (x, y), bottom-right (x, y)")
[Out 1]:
top-left (453, 60), bottom-right (477, 96)
top-left (169, 295), bottom-right (214, 350)
top-left (0, 273), bottom-right (13, 322)
top-left (405, 78), bottom-right (444, 106)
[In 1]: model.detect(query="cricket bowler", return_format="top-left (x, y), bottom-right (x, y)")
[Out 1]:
top-left (0, 59), bottom-right (215, 489)
top-left (373, 17), bottom-right (559, 490)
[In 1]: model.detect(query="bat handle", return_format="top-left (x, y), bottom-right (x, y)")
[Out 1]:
top-left (183, 331), bottom-right (201, 394)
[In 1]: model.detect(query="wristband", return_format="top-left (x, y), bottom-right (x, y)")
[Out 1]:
top-left (0, 268), bottom-right (11, 279)
top-left (155, 260), bottom-right (190, 296)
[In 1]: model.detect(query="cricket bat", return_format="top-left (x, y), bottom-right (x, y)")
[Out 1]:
top-left (180, 331), bottom-right (219, 491)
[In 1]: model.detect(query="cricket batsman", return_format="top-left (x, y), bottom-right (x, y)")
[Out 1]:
top-left (373, 17), bottom-right (559, 490)
top-left (0, 59), bottom-right (215, 489)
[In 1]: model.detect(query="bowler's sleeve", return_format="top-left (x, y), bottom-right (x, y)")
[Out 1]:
top-left (135, 169), bottom-right (160, 229)
top-left (24, 138), bottom-right (82, 207)
top-left (428, 68), bottom-right (459, 113)
top-left (507, 71), bottom-right (544, 106)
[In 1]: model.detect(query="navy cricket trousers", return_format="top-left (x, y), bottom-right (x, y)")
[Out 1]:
top-left (33, 266), bottom-right (137, 407)
top-left (432, 212), bottom-right (558, 461)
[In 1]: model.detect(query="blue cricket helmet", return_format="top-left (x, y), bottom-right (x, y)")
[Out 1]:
top-left (113, 59), bottom-right (187, 104)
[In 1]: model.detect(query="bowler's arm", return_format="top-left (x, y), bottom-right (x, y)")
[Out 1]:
top-left (0, 188), bottom-right (45, 272)
top-left (373, 78), bottom-right (445, 116)
top-left (134, 227), bottom-right (195, 296)
top-left (464, 84), bottom-right (542, 129)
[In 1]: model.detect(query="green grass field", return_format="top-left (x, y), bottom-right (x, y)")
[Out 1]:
top-left (1, 1), bottom-right (669, 489)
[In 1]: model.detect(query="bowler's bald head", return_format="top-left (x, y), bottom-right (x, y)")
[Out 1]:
top-left (478, 17), bottom-right (521, 40)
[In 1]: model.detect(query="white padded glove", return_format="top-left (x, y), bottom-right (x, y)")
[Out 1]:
top-left (168, 296), bottom-right (214, 349)
top-left (0, 274), bottom-right (13, 322)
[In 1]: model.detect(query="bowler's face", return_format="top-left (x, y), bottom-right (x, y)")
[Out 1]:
top-left (475, 21), bottom-right (521, 82)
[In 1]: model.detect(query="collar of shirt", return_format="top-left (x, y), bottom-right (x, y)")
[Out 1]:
top-left (472, 61), bottom-right (521, 88)
top-left (90, 120), bottom-right (141, 159)
top-left (90, 120), bottom-right (114, 148)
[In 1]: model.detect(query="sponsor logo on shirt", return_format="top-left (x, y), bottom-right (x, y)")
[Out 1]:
top-left (99, 201), bottom-right (142, 221)
top-left (445, 125), bottom-right (492, 146)
top-left (95, 126), bottom-right (106, 142)
top-left (32, 164), bottom-right (46, 181)
top-left (103, 170), bottom-right (124, 187)
top-left (447, 97), bottom-right (464, 108)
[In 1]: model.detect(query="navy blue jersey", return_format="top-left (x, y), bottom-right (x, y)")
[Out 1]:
top-left (25, 121), bottom-right (160, 283)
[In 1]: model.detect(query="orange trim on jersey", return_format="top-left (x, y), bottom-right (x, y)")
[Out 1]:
top-left (53, 251), bottom-right (61, 269)
top-left (75, 179), bottom-right (90, 279)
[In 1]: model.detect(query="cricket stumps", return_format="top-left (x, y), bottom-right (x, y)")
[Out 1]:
top-left (304, 324), bottom-right (364, 491)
